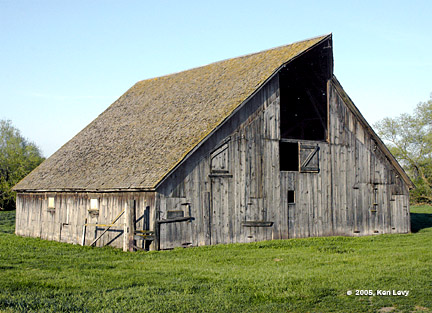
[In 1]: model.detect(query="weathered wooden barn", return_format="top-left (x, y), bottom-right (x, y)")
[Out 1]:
top-left (13, 34), bottom-right (413, 251)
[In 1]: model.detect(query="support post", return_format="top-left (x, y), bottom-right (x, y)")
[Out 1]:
top-left (123, 201), bottom-right (128, 252)
top-left (149, 194), bottom-right (160, 251)
top-left (155, 221), bottom-right (161, 251)
top-left (81, 218), bottom-right (87, 246)
top-left (123, 200), bottom-right (136, 252)
top-left (128, 200), bottom-right (136, 252)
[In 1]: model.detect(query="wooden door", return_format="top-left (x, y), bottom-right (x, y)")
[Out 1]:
top-left (210, 176), bottom-right (231, 245)
top-left (59, 201), bottom-right (71, 243)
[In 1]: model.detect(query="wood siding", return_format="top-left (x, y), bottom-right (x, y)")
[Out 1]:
top-left (155, 75), bottom-right (410, 249)
top-left (15, 192), bottom-right (156, 249)
top-left (326, 82), bottom-right (410, 235)
top-left (157, 75), bottom-right (280, 249)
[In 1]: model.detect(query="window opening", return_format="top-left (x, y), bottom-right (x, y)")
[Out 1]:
top-left (48, 197), bottom-right (55, 209)
top-left (288, 190), bottom-right (295, 204)
top-left (279, 142), bottom-right (298, 171)
top-left (90, 198), bottom-right (99, 210)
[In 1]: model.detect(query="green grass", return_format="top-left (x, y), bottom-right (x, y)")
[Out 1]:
top-left (0, 210), bottom-right (15, 234)
top-left (0, 206), bottom-right (432, 312)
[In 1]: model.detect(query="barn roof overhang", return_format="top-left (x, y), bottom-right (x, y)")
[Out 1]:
top-left (15, 188), bottom-right (156, 193)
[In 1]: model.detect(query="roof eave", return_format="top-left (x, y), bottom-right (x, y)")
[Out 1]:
top-left (13, 187), bottom-right (156, 193)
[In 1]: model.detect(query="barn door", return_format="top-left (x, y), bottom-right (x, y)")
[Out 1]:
top-left (210, 176), bottom-right (231, 245)
top-left (59, 199), bottom-right (71, 243)
top-left (391, 195), bottom-right (409, 233)
top-left (209, 141), bottom-right (232, 245)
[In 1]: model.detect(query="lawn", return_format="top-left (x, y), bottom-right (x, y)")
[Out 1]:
top-left (0, 206), bottom-right (431, 312)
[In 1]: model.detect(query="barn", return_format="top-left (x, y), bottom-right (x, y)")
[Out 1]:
top-left (13, 34), bottom-right (413, 251)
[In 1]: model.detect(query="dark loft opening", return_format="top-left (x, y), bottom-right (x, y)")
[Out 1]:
top-left (280, 142), bottom-right (298, 171)
top-left (288, 190), bottom-right (295, 204)
top-left (279, 38), bottom-right (333, 141)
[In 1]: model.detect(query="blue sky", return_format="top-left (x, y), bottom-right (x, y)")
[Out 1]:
top-left (1, 0), bottom-right (431, 157)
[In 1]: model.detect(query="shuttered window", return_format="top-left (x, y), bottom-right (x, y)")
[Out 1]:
top-left (280, 141), bottom-right (320, 173)
top-left (210, 142), bottom-right (229, 173)
top-left (299, 144), bottom-right (320, 173)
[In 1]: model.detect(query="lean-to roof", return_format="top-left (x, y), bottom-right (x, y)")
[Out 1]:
top-left (14, 35), bottom-right (330, 191)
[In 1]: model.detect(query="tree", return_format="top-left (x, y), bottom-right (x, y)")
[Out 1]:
top-left (0, 120), bottom-right (45, 210)
top-left (374, 94), bottom-right (432, 204)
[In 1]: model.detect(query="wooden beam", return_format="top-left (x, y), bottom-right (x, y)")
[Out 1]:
top-left (156, 217), bottom-right (194, 224)
top-left (241, 221), bottom-right (274, 227)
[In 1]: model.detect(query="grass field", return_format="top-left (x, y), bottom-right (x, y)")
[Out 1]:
top-left (1, 206), bottom-right (432, 313)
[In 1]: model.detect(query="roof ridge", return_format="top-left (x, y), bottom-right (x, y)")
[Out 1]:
top-left (136, 34), bottom-right (332, 83)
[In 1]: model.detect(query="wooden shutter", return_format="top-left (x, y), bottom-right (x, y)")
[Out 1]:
top-left (299, 144), bottom-right (319, 173)
top-left (210, 143), bottom-right (229, 173)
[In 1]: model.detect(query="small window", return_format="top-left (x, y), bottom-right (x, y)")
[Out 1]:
top-left (211, 142), bottom-right (229, 173)
top-left (48, 197), bottom-right (55, 209)
top-left (90, 198), bottom-right (99, 210)
top-left (279, 142), bottom-right (299, 171)
top-left (288, 190), bottom-right (295, 204)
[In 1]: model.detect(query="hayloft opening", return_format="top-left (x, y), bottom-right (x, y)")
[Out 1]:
top-left (279, 38), bottom-right (332, 141)
top-left (279, 142), bottom-right (298, 171)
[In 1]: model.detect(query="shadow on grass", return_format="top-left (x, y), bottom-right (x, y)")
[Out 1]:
top-left (410, 212), bottom-right (432, 233)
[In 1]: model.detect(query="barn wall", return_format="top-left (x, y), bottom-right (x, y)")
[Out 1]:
top-left (15, 191), bottom-right (156, 249)
top-left (279, 82), bottom-right (410, 239)
top-left (157, 75), bottom-right (281, 249)
top-left (326, 82), bottom-right (410, 235)
top-left (156, 74), bottom-right (410, 249)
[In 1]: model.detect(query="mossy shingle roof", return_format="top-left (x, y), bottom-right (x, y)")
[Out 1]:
top-left (14, 35), bottom-right (330, 191)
